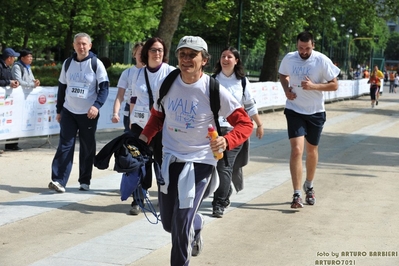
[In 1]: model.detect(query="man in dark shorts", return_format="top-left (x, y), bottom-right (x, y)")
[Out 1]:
top-left (278, 31), bottom-right (340, 208)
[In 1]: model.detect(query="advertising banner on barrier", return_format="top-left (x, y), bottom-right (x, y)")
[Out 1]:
top-left (0, 87), bottom-right (123, 140)
top-left (0, 79), bottom-right (371, 141)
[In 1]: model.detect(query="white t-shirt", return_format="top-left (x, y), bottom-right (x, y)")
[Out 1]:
top-left (117, 65), bottom-right (141, 103)
top-left (278, 50), bottom-right (340, 114)
top-left (59, 57), bottom-right (109, 114)
top-left (214, 72), bottom-right (257, 127)
top-left (130, 63), bottom-right (175, 128)
top-left (155, 74), bottom-right (242, 166)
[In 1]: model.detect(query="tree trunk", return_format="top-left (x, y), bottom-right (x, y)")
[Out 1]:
top-left (259, 28), bottom-right (283, 82)
top-left (23, 32), bottom-right (29, 49)
top-left (63, 6), bottom-right (76, 61)
top-left (156, 0), bottom-right (187, 59)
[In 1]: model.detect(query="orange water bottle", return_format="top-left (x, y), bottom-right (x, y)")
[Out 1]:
top-left (207, 124), bottom-right (223, 160)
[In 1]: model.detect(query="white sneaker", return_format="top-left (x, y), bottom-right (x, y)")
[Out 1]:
top-left (79, 184), bottom-right (90, 191)
top-left (192, 213), bottom-right (205, 256)
top-left (48, 181), bottom-right (66, 193)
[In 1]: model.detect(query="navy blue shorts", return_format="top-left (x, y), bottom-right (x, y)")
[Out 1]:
top-left (370, 85), bottom-right (378, 100)
top-left (284, 108), bottom-right (326, 146)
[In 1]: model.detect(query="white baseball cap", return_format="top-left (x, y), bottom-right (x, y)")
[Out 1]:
top-left (176, 36), bottom-right (208, 52)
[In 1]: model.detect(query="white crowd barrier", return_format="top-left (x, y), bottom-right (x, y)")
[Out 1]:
top-left (0, 78), bottom-right (373, 141)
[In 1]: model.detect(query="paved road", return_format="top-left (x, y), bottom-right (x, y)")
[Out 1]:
top-left (1, 86), bottom-right (398, 266)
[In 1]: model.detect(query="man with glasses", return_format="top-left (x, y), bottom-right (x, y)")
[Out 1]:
top-left (139, 36), bottom-right (253, 265)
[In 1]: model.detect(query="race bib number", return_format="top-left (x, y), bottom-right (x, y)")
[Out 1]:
top-left (132, 106), bottom-right (149, 126)
top-left (68, 82), bottom-right (89, 99)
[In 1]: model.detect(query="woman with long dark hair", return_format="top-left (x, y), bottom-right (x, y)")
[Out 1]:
top-left (211, 46), bottom-right (264, 218)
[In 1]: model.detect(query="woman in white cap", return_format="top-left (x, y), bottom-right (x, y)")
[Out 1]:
top-left (139, 36), bottom-right (253, 265)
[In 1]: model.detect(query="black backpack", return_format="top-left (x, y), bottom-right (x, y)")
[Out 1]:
top-left (64, 55), bottom-right (98, 92)
top-left (14, 63), bottom-right (25, 78)
top-left (64, 55), bottom-right (97, 73)
top-left (157, 68), bottom-right (222, 136)
top-left (156, 69), bottom-right (229, 165)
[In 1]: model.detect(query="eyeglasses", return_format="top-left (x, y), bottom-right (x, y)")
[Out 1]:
top-left (178, 52), bottom-right (200, 59)
top-left (149, 48), bottom-right (164, 54)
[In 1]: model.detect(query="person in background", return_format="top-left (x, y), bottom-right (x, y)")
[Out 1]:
top-left (362, 68), bottom-right (369, 79)
top-left (367, 70), bottom-right (379, 108)
top-left (128, 37), bottom-right (175, 215)
top-left (12, 49), bottom-right (40, 89)
top-left (112, 42), bottom-right (145, 132)
top-left (49, 32), bottom-right (109, 193)
top-left (211, 46), bottom-right (264, 218)
top-left (7, 49), bottom-right (41, 151)
top-left (139, 35), bottom-right (253, 266)
top-left (388, 71), bottom-right (395, 93)
top-left (394, 72), bottom-right (399, 94)
top-left (0, 48), bottom-right (21, 152)
top-left (278, 31), bottom-right (340, 209)
top-left (373, 65), bottom-right (384, 105)
top-left (348, 68), bottom-right (354, 80)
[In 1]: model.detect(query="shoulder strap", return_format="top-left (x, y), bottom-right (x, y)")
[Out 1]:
top-left (209, 75), bottom-right (229, 166)
top-left (64, 56), bottom-right (97, 73)
top-left (91, 56), bottom-right (98, 93)
top-left (17, 63), bottom-right (24, 78)
top-left (241, 77), bottom-right (246, 96)
top-left (144, 68), bottom-right (154, 109)
top-left (209, 76), bottom-right (221, 136)
top-left (91, 56), bottom-right (97, 73)
top-left (64, 57), bottom-right (73, 73)
top-left (157, 68), bottom-right (181, 113)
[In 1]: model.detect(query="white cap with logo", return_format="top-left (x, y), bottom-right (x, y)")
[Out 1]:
top-left (176, 36), bottom-right (208, 52)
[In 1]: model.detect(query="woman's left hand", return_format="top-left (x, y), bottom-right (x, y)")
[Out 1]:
top-left (256, 125), bottom-right (264, 139)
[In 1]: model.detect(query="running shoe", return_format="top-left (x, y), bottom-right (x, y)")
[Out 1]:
top-left (291, 193), bottom-right (303, 208)
top-left (192, 214), bottom-right (204, 256)
top-left (212, 205), bottom-right (224, 218)
top-left (48, 181), bottom-right (66, 193)
top-left (79, 184), bottom-right (90, 191)
top-left (129, 200), bottom-right (143, 215)
top-left (303, 184), bottom-right (316, 205)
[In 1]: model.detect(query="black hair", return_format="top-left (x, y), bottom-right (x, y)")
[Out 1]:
top-left (140, 37), bottom-right (168, 65)
top-left (213, 46), bottom-right (245, 79)
top-left (19, 49), bottom-right (33, 59)
top-left (297, 31), bottom-right (314, 44)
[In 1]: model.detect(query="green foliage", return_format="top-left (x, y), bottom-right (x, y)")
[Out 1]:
top-left (32, 63), bottom-right (129, 87)
top-left (0, 0), bottom-right (161, 60)
top-left (384, 32), bottom-right (399, 59)
top-left (1, 0), bottom-right (399, 81)
top-left (32, 63), bottom-right (61, 86)
top-left (106, 64), bottom-right (132, 87)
